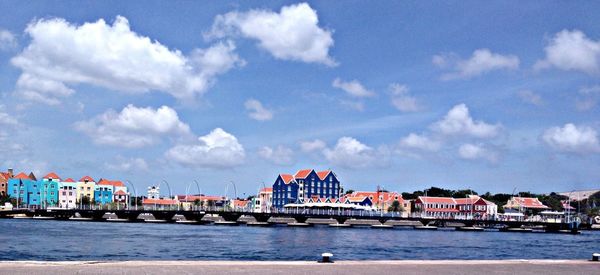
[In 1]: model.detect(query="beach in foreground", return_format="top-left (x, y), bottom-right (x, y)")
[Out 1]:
top-left (0, 260), bottom-right (598, 275)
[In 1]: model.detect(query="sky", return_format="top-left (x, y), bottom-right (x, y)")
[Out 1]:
top-left (0, 1), bottom-right (599, 197)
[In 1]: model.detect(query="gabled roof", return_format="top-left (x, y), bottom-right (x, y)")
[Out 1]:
top-left (351, 191), bottom-right (403, 204)
top-left (259, 187), bottom-right (273, 193)
top-left (63, 178), bottom-right (75, 183)
top-left (98, 179), bottom-right (124, 187)
top-left (14, 172), bottom-right (30, 180)
top-left (43, 172), bottom-right (61, 181)
top-left (506, 197), bottom-right (549, 209)
top-left (280, 174), bottom-right (295, 184)
top-left (114, 190), bottom-right (127, 195)
top-left (0, 172), bottom-right (11, 180)
top-left (316, 170), bottom-right (332, 180)
top-left (79, 176), bottom-right (95, 182)
top-left (294, 169), bottom-right (313, 179)
top-left (417, 196), bottom-right (456, 204)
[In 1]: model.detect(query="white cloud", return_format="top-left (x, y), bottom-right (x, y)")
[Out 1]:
top-left (0, 106), bottom-right (18, 126)
top-left (575, 85), bottom-right (600, 111)
top-left (105, 156), bottom-right (149, 172)
top-left (206, 2), bottom-right (336, 66)
top-left (431, 104), bottom-right (501, 138)
top-left (534, 30), bottom-right (600, 75)
top-left (0, 29), bottom-right (17, 50)
top-left (258, 145), bottom-right (294, 165)
top-left (339, 100), bottom-right (365, 111)
top-left (12, 16), bottom-right (243, 105)
top-left (332, 78), bottom-right (375, 98)
top-left (433, 49), bottom-right (519, 80)
top-left (165, 128), bottom-right (245, 168)
top-left (399, 133), bottom-right (441, 152)
top-left (517, 90), bottom-right (543, 106)
top-left (389, 83), bottom-right (420, 112)
top-left (542, 123), bottom-right (600, 154)
top-left (244, 99), bottom-right (273, 121)
top-left (458, 143), bottom-right (498, 163)
top-left (322, 137), bottom-right (388, 169)
top-left (300, 139), bottom-right (326, 153)
top-left (75, 104), bottom-right (191, 148)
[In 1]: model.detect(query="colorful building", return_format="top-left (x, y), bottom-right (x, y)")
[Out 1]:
top-left (94, 179), bottom-right (114, 205)
top-left (272, 169), bottom-right (342, 209)
top-left (142, 198), bottom-right (177, 210)
top-left (59, 178), bottom-right (78, 209)
top-left (0, 168), bottom-right (13, 197)
top-left (503, 197), bottom-right (549, 213)
top-left (41, 172), bottom-right (61, 208)
top-left (253, 187), bottom-right (273, 213)
top-left (7, 172), bottom-right (39, 208)
top-left (343, 190), bottom-right (404, 213)
top-left (77, 176), bottom-right (96, 205)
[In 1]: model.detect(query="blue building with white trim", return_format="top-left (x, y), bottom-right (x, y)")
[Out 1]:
top-left (7, 172), bottom-right (40, 208)
top-left (272, 169), bottom-right (342, 209)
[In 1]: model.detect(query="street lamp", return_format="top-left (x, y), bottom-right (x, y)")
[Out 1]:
top-left (159, 180), bottom-right (173, 210)
top-left (125, 180), bottom-right (138, 211)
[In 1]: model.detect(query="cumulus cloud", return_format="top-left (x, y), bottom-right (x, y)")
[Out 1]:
top-left (517, 90), bottom-right (543, 106)
top-left (258, 145), bottom-right (294, 165)
top-left (399, 133), bottom-right (441, 152)
top-left (431, 104), bottom-right (501, 138)
top-left (535, 30), bottom-right (600, 75)
top-left (105, 156), bottom-right (149, 172)
top-left (542, 123), bottom-right (600, 154)
top-left (389, 83), bottom-right (420, 112)
top-left (458, 143), bottom-right (498, 163)
top-left (244, 99), bottom-right (273, 121)
top-left (300, 139), bottom-right (326, 153)
top-left (0, 106), bottom-right (18, 126)
top-left (332, 78), bottom-right (375, 98)
top-left (575, 85), bottom-right (600, 111)
top-left (0, 29), bottom-right (17, 50)
top-left (75, 104), bottom-right (191, 148)
top-left (165, 128), bottom-right (245, 168)
top-left (11, 16), bottom-right (243, 105)
top-left (433, 49), bottom-right (519, 80)
top-left (206, 2), bottom-right (336, 66)
top-left (322, 137), bottom-right (389, 169)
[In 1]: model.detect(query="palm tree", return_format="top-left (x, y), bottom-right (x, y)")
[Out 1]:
top-left (387, 200), bottom-right (404, 213)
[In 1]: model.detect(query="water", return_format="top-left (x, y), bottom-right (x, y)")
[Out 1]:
top-left (0, 219), bottom-right (598, 261)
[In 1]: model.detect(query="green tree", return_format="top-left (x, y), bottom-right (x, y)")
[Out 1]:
top-left (345, 189), bottom-right (355, 195)
top-left (387, 200), bottom-right (404, 212)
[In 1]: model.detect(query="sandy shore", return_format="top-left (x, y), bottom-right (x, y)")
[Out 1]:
top-left (0, 260), bottom-right (598, 274)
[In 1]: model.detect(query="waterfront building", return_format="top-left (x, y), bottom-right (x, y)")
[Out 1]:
top-left (77, 176), bottom-right (96, 205)
top-left (231, 199), bottom-right (251, 211)
top-left (94, 179), bottom-right (114, 205)
top-left (503, 197), bottom-right (549, 213)
top-left (272, 169), bottom-right (342, 209)
top-left (414, 196), bottom-right (459, 218)
top-left (343, 190), bottom-right (404, 213)
top-left (7, 172), bottom-right (39, 208)
top-left (41, 172), bottom-right (61, 208)
top-left (0, 168), bottom-right (13, 196)
top-left (142, 198), bottom-right (177, 210)
top-left (253, 187), bottom-right (273, 213)
top-left (176, 194), bottom-right (227, 210)
top-left (59, 178), bottom-right (77, 209)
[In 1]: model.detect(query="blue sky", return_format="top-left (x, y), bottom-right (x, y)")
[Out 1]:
top-left (0, 1), bottom-right (599, 197)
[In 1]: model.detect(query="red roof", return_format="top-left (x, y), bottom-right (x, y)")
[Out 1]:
top-left (259, 187), bottom-right (273, 193)
top-left (114, 190), bottom-right (127, 195)
top-left (79, 176), bottom-right (95, 182)
top-left (316, 170), bottom-right (331, 180)
top-left (63, 178), bottom-right (75, 183)
top-left (280, 174), bottom-right (295, 184)
top-left (175, 195), bottom-right (225, 202)
top-left (233, 200), bottom-right (249, 208)
top-left (14, 172), bottom-right (30, 180)
top-left (351, 191), bottom-right (403, 204)
top-left (142, 198), bottom-right (177, 205)
top-left (43, 172), bottom-right (61, 180)
top-left (294, 169), bottom-right (313, 179)
top-left (98, 179), bottom-right (124, 187)
top-left (416, 196), bottom-right (456, 204)
top-left (0, 172), bottom-right (11, 180)
top-left (510, 197), bottom-right (550, 209)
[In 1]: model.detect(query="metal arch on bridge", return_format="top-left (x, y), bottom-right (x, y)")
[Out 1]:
top-left (0, 209), bottom-right (581, 233)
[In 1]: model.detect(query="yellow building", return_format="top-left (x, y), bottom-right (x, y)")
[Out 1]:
top-left (76, 176), bottom-right (96, 204)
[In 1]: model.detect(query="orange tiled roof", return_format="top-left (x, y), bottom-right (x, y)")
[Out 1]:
top-left (63, 178), bottom-right (75, 183)
top-left (114, 190), bottom-right (127, 195)
top-left (294, 169), bottom-right (312, 179)
top-left (175, 195), bottom-right (225, 202)
top-left (43, 172), bottom-right (61, 180)
top-left (417, 196), bottom-right (456, 204)
top-left (511, 197), bottom-right (549, 209)
top-left (142, 198), bottom-right (177, 205)
top-left (352, 191), bottom-right (403, 204)
top-left (260, 187), bottom-right (273, 193)
top-left (14, 172), bottom-right (30, 180)
top-left (98, 179), bottom-right (124, 187)
top-left (316, 170), bottom-right (331, 180)
top-left (280, 174), bottom-right (295, 184)
top-left (233, 200), bottom-right (249, 208)
top-left (79, 176), bottom-right (95, 182)
top-left (0, 172), bottom-right (11, 180)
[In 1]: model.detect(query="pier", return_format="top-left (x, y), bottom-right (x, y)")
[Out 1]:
top-left (0, 208), bottom-right (582, 233)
